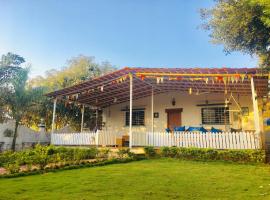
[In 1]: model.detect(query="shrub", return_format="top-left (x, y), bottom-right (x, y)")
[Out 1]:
top-left (117, 148), bottom-right (134, 159)
top-left (161, 147), bottom-right (170, 157)
top-left (0, 151), bottom-right (17, 167)
top-left (32, 144), bottom-right (51, 170)
top-left (4, 162), bottom-right (20, 174)
top-left (98, 148), bottom-right (111, 159)
top-left (159, 147), bottom-right (265, 163)
top-left (144, 146), bottom-right (156, 158)
top-left (169, 147), bottom-right (179, 158)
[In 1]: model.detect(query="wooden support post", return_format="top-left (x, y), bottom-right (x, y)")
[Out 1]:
top-left (151, 87), bottom-right (154, 134)
top-left (51, 98), bottom-right (57, 134)
top-left (251, 77), bottom-right (261, 134)
top-left (80, 105), bottom-right (85, 132)
top-left (129, 73), bottom-right (133, 148)
top-left (96, 109), bottom-right (98, 130)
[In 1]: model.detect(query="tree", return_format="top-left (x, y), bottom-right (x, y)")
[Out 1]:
top-left (1, 68), bottom-right (44, 150)
top-left (0, 52), bottom-right (44, 150)
top-left (29, 55), bottom-right (116, 131)
top-left (200, 0), bottom-right (270, 69)
top-left (0, 52), bottom-right (25, 84)
top-left (0, 53), bottom-right (25, 122)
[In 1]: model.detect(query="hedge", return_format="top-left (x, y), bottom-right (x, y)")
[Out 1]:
top-left (0, 157), bottom-right (145, 179)
top-left (0, 145), bottom-right (99, 171)
top-left (144, 146), bottom-right (265, 163)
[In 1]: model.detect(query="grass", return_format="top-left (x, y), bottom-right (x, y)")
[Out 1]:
top-left (0, 159), bottom-right (270, 200)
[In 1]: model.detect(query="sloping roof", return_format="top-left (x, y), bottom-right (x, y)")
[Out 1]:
top-left (46, 67), bottom-right (268, 108)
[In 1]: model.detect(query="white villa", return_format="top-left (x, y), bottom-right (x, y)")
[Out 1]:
top-left (47, 67), bottom-right (269, 149)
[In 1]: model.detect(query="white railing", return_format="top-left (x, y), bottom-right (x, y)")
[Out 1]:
top-left (134, 131), bottom-right (261, 149)
top-left (51, 131), bottom-right (261, 149)
top-left (51, 132), bottom-right (96, 146)
top-left (97, 131), bottom-right (125, 146)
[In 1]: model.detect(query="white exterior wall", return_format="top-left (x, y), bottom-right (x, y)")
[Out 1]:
top-left (0, 121), bottom-right (50, 151)
top-left (102, 92), bottom-right (256, 134)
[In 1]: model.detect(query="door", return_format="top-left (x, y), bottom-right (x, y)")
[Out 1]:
top-left (166, 108), bottom-right (182, 131)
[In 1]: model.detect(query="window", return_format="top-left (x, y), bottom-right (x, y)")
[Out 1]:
top-left (201, 107), bottom-right (229, 125)
top-left (125, 110), bottom-right (145, 126)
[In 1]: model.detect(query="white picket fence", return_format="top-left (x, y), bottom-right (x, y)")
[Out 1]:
top-left (134, 132), bottom-right (261, 149)
top-left (51, 131), bottom-right (261, 149)
top-left (51, 132), bottom-right (97, 146)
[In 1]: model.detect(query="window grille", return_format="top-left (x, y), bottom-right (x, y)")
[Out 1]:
top-left (201, 107), bottom-right (229, 125)
top-left (125, 110), bottom-right (145, 126)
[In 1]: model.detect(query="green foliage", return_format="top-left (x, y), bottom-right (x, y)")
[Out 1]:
top-left (0, 157), bottom-right (139, 178)
top-left (117, 148), bottom-right (134, 159)
top-left (0, 64), bottom-right (45, 150)
top-left (0, 145), bottom-right (99, 173)
top-left (0, 52), bottom-right (25, 67)
top-left (4, 162), bottom-right (20, 174)
top-left (0, 151), bottom-right (18, 167)
top-left (250, 0), bottom-right (270, 27)
top-left (98, 148), bottom-right (111, 159)
top-left (159, 147), bottom-right (265, 163)
top-left (31, 144), bottom-right (51, 169)
top-left (201, 0), bottom-right (270, 68)
top-left (28, 55), bottom-right (116, 131)
top-left (144, 146), bottom-right (156, 158)
top-left (0, 52), bottom-right (25, 85)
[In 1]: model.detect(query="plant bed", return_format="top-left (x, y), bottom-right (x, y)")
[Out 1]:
top-left (144, 146), bottom-right (266, 163)
top-left (0, 157), bottom-right (144, 178)
top-left (0, 145), bottom-right (144, 178)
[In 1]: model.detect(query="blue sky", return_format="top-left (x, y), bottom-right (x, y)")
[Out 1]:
top-left (0, 0), bottom-right (257, 77)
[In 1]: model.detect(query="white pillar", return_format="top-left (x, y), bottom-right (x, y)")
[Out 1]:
top-left (80, 105), bottom-right (85, 132)
top-left (151, 87), bottom-right (154, 134)
top-left (51, 98), bottom-right (57, 134)
top-left (251, 77), bottom-right (261, 133)
top-left (96, 109), bottom-right (98, 130)
top-left (129, 73), bottom-right (133, 148)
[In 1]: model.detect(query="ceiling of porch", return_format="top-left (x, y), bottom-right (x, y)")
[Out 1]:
top-left (46, 67), bottom-right (269, 108)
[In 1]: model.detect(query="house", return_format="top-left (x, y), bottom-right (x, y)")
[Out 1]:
top-left (0, 120), bottom-right (50, 151)
top-left (47, 67), bottom-right (269, 149)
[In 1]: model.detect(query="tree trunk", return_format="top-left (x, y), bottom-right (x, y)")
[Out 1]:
top-left (11, 120), bottom-right (19, 151)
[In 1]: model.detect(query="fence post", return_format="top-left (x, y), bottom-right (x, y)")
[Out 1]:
top-left (96, 130), bottom-right (99, 147)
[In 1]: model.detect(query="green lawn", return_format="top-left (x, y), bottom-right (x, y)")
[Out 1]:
top-left (0, 159), bottom-right (270, 200)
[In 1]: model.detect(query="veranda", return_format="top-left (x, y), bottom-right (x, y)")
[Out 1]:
top-left (47, 67), bottom-right (269, 150)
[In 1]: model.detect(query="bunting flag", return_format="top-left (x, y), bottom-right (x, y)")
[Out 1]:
top-left (240, 74), bottom-right (245, 82)
top-left (217, 76), bottom-right (223, 82)
top-left (156, 77), bottom-right (164, 84)
top-left (168, 77), bottom-right (177, 81)
top-left (140, 75), bottom-right (145, 80)
top-left (189, 87), bottom-right (192, 94)
top-left (223, 77), bottom-right (227, 85)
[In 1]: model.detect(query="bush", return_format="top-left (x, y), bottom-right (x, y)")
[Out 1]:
top-left (144, 146), bottom-right (156, 158)
top-left (98, 148), bottom-right (111, 159)
top-left (0, 151), bottom-right (17, 167)
top-left (117, 148), bottom-right (134, 159)
top-left (160, 147), bottom-right (170, 157)
top-left (159, 147), bottom-right (265, 163)
top-left (32, 144), bottom-right (51, 170)
top-left (0, 145), bottom-right (101, 174)
top-left (4, 162), bottom-right (20, 174)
